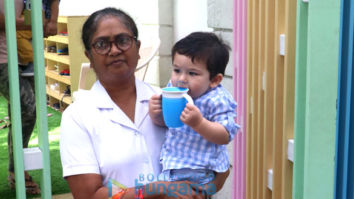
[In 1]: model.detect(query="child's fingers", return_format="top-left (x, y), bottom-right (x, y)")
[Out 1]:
top-left (150, 100), bottom-right (161, 107)
top-left (151, 94), bottom-right (162, 100)
top-left (180, 112), bottom-right (186, 122)
top-left (151, 104), bottom-right (162, 112)
top-left (151, 95), bottom-right (162, 104)
top-left (149, 95), bottom-right (163, 116)
top-left (185, 103), bottom-right (197, 112)
top-left (181, 109), bottom-right (190, 120)
top-left (153, 104), bottom-right (162, 111)
top-left (186, 102), bottom-right (196, 108)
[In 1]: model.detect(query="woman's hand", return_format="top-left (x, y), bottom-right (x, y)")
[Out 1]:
top-left (212, 169), bottom-right (230, 192)
top-left (149, 94), bottom-right (165, 126)
top-left (191, 169), bottom-right (230, 198)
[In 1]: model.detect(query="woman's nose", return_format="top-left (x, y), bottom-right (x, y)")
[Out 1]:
top-left (109, 43), bottom-right (123, 55)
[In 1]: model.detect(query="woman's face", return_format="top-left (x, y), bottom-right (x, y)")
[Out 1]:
top-left (86, 16), bottom-right (140, 84)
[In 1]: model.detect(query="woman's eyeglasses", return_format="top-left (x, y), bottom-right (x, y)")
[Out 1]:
top-left (91, 33), bottom-right (137, 55)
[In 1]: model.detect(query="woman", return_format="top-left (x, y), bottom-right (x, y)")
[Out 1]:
top-left (60, 7), bottom-right (228, 198)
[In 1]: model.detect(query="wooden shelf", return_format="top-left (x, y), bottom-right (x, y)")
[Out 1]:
top-left (44, 52), bottom-right (70, 65)
top-left (45, 68), bottom-right (71, 85)
top-left (46, 35), bottom-right (69, 44)
top-left (45, 16), bottom-right (88, 110)
top-left (46, 87), bottom-right (72, 104)
top-left (57, 16), bottom-right (68, 23)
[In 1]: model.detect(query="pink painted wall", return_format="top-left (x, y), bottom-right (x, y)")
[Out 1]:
top-left (233, 0), bottom-right (247, 198)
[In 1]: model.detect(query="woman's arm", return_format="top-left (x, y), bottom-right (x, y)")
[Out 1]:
top-left (66, 174), bottom-right (108, 199)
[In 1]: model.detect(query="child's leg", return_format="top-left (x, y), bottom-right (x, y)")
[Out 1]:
top-left (16, 30), bottom-right (33, 65)
top-left (162, 168), bottom-right (215, 184)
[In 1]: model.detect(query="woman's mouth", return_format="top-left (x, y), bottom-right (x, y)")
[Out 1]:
top-left (108, 59), bottom-right (125, 66)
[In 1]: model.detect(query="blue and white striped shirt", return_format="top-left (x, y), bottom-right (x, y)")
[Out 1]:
top-left (160, 84), bottom-right (240, 172)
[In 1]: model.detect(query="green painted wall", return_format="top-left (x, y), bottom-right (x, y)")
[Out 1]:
top-left (293, 0), bottom-right (340, 199)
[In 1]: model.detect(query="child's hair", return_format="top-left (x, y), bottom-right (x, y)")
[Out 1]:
top-left (171, 32), bottom-right (231, 80)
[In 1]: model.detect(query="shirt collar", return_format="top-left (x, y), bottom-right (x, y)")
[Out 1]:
top-left (135, 78), bottom-right (157, 103)
top-left (90, 78), bottom-right (158, 109)
top-left (89, 80), bottom-right (115, 109)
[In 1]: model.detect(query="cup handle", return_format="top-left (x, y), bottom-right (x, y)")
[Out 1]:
top-left (182, 93), bottom-right (194, 105)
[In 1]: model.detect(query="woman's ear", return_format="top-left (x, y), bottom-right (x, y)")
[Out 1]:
top-left (84, 50), bottom-right (91, 60)
top-left (84, 50), bottom-right (94, 68)
top-left (209, 73), bottom-right (223, 88)
top-left (136, 40), bottom-right (141, 60)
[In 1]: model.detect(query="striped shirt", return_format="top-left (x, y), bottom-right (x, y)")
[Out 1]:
top-left (160, 84), bottom-right (240, 172)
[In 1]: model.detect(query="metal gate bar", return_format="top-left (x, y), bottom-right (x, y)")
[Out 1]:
top-left (4, 0), bottom-right (51, 198)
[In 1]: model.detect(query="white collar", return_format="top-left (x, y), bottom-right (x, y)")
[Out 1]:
top-left (90, 78), bottom-right (155, 109)
top-left (87, 79), bottom-right (158, 130)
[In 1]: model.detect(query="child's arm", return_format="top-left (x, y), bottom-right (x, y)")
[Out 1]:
top-left (0, 3), bottom-right (31, 31)
top-left (181, 103), bottom-right (229, 145)
top-left (44, 0), bottom-right (59, 37)
top-left (148, 94), bottom-right (166, 127)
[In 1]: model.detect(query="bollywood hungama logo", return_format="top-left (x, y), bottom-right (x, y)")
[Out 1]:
top-left (108, 173), bottom-right (216, 198)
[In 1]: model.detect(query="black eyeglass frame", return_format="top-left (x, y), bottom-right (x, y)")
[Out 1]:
top-left (90, 34), bottom-right (137, 55)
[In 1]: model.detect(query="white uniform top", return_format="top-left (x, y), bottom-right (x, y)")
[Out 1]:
top-left (60, 79), bottom-right (166, 187)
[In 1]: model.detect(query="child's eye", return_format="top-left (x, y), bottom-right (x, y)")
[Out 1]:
top-left (173, 68), bottom-right (181, 73)
top-left (189, 71), bottom-right (198, 76)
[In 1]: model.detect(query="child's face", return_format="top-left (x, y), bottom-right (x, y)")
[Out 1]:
top-left (171, 53), bottom-right (213, 99)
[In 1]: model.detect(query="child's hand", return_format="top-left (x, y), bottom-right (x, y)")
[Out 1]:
top-left (180, 103), bottom-right (203, 128)
top-left (149, 94), bottom-right (165, 126)
top-left (181, 103), bottom-right (229, 144)
top-left (149, 94), bottom-right (162, 114)
top-left (44, 20), bottom-right (58, 37)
